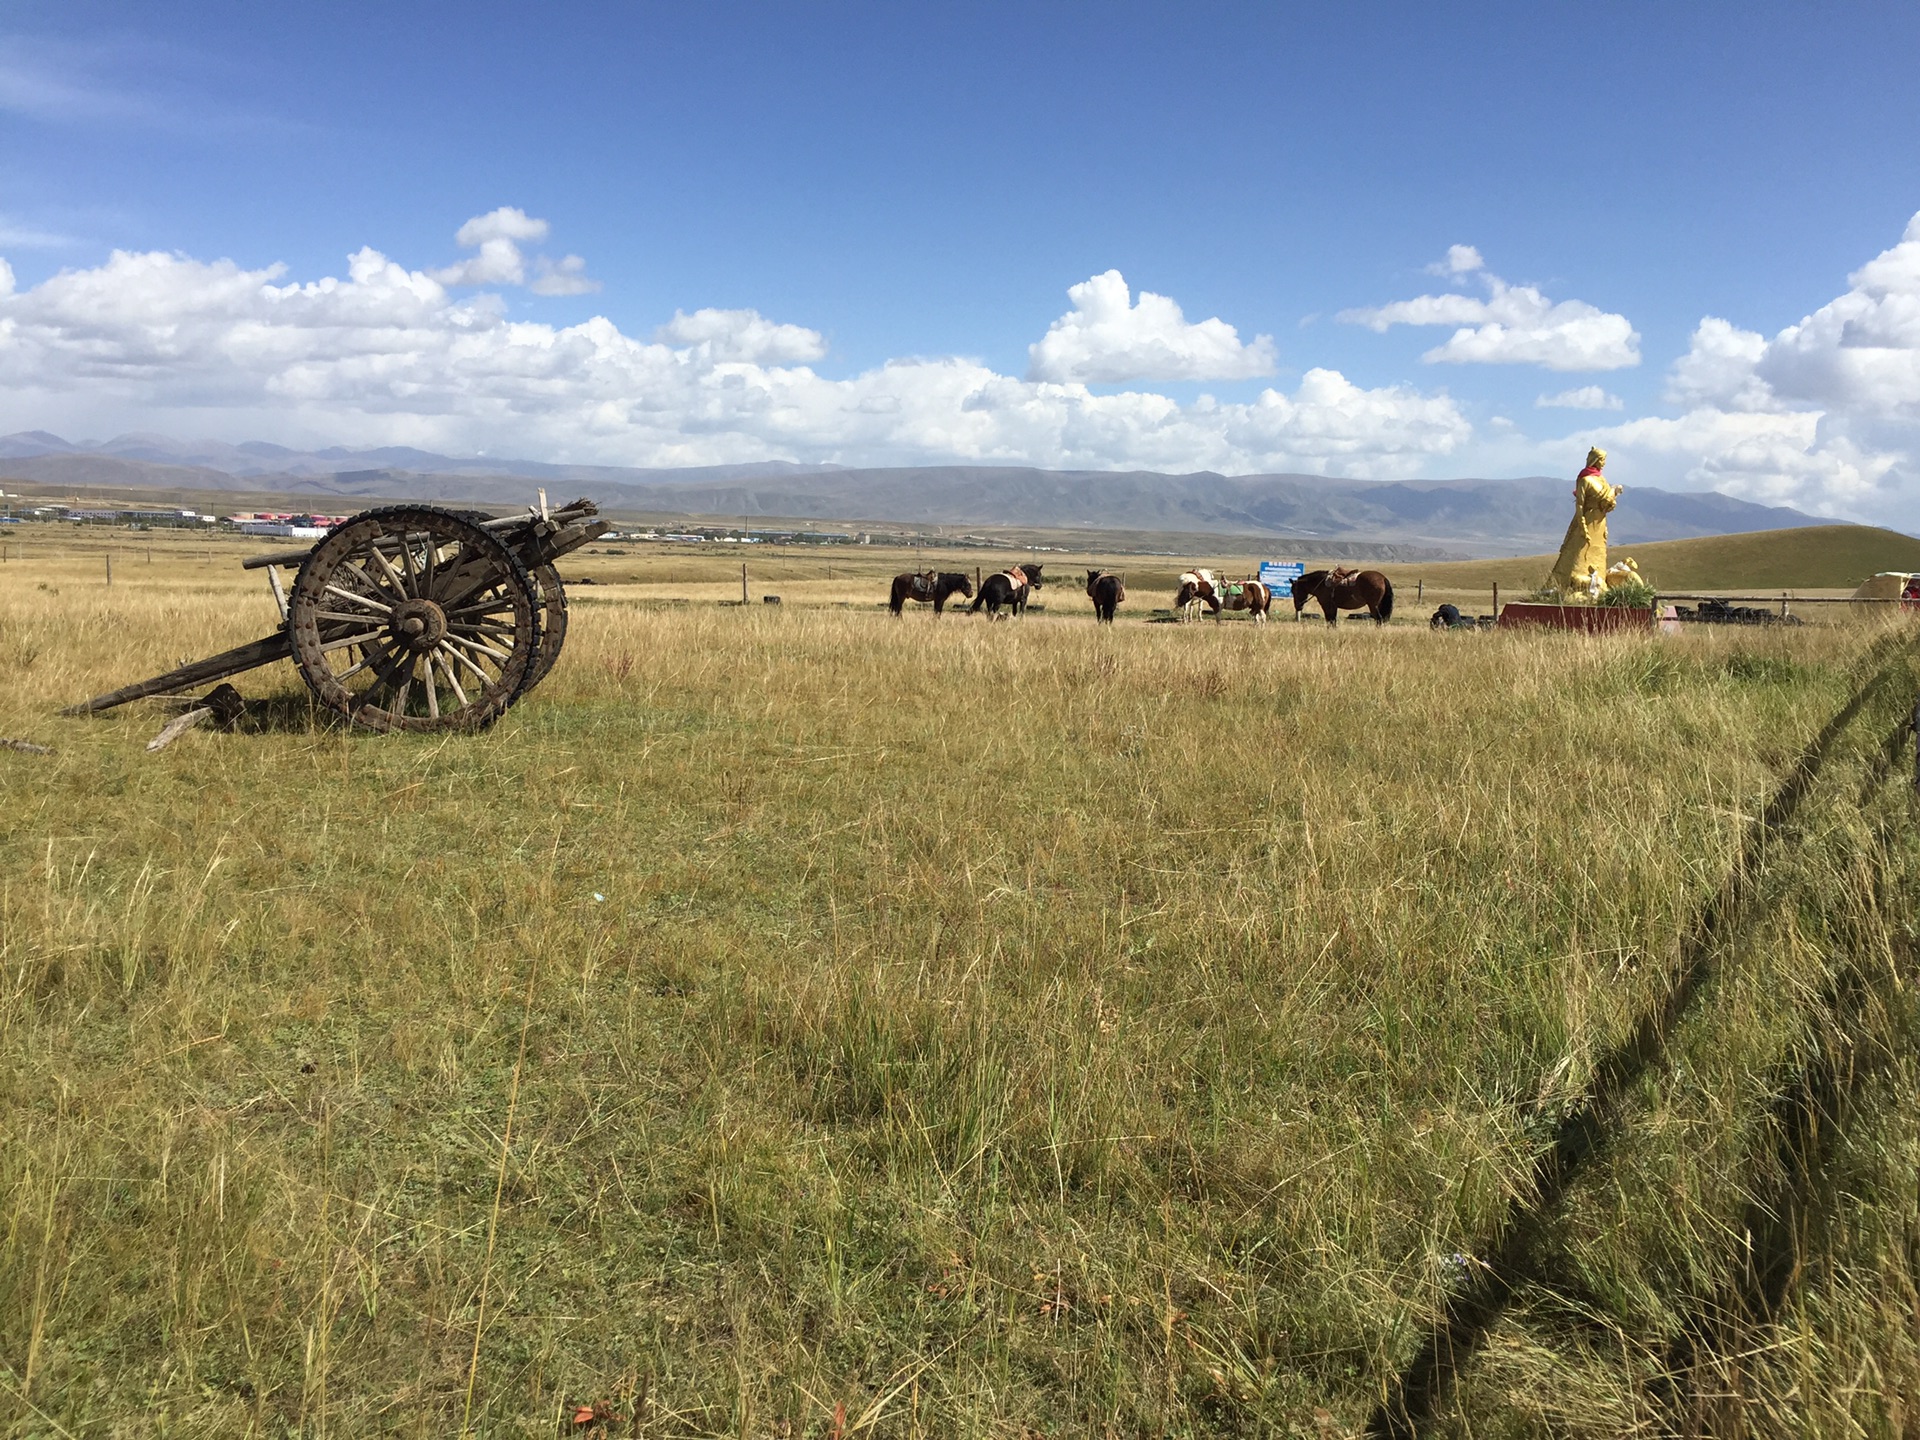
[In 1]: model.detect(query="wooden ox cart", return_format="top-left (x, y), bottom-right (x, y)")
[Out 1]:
top-left (65, 499), bottom-right (610, 732)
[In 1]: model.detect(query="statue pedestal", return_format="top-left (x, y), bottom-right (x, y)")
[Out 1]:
top-left (1496, 603), bottom-right (1655, 634)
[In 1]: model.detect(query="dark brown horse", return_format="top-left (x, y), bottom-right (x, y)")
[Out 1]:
top-left (971, 563), bottom-right (1044, 618)
top-left (1292, 568), bottom-right (1395, 625)
top-left (889, 570), bottom-right (974, 616)
top-left (1086, 569), bottom-right (1125, 622)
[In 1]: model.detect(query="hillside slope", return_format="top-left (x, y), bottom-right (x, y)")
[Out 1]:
top-left (1408, 524), bottom-right (1920, 591)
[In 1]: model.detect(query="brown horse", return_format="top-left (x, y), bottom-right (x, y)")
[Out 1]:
top-left (1086, 569), bottom-right (1125, 622)
top-left (1291, 568), bottom-right (1395, 625)
top-left (889, 570), bottom-right (974, 615)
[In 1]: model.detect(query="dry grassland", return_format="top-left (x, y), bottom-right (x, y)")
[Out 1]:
top-left (2, 525), bottom-right (1918, 1437)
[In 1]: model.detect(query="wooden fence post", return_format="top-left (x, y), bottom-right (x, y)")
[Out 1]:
top-left (106, 555), bottom-right (112, 587)
top-left (741, 562), bottom-right (749, 604)
top-left (1492, 581), bottom-right (1499, 617)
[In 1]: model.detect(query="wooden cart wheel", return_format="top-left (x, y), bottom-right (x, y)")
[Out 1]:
top-left (524, 563), bottom-right (568, 693)
top-left (288, 506), bottom-right (540, 731)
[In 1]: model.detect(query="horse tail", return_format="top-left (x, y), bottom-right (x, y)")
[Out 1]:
top-left (1378, 576), bottom-right (1394, 623)
top-left (970, 590), bottom-right (985, 613)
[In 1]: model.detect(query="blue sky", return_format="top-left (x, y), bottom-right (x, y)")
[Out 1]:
top-left (3, 1), bottom-right (1919, 522)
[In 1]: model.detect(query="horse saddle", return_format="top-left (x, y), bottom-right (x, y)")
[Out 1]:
top-left (909, 572), bottom-right (937, 600)
top-left (1004, 567), bottom-right (1028, 588)
top-left (1329, 566), bottom-right (1358, 584)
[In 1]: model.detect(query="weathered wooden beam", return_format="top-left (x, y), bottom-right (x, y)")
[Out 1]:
top-left (528, 518), bottom-right (612, 567)
top-left (62, 633), bottom-right (291, 715)
top-left (240, 500), bottom-right (603, 570)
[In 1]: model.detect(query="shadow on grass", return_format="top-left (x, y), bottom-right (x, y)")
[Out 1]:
top-left (230, 689), bottom-right (332, 735)
top-left (1366, 631), bottom-right (1919, 1439)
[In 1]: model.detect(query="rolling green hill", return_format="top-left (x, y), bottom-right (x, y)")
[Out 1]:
top-left (1407, 524), bottom-right (1920, 591)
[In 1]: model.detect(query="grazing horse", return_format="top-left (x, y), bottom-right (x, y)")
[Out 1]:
top-left (889, 570), bottom-right (974, 616)
top-left (1173, 570), bottom-right (1270, 622)
top-left (1292, 567), bottom-right (1395, 625)
top-left (1173, 568), bottom-right (1219, 621)
top-left (1085, 569), bottom-right (1125, 622)
top-left (1214, 579), bottom-right (1271, 622)
top-left (970, 563), bottom-right (1045, 618)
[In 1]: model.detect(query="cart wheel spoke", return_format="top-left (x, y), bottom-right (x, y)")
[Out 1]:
top-left (435, 646), bottom-right (472, 707)
top-left (443, 636), bottom-right (514, 667)
top-left (317, 627), bottom-right (385, 655)
top-left (323, 583), bottom-right (391, 616)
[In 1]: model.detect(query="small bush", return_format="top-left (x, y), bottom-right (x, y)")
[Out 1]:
top-left (1598, 577), bottom-right (1659, 609)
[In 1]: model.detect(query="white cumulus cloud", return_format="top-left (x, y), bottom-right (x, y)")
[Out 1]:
top-left (1426, 244), bottom-right (1484, 278)
top-left (1535, 385), bottom-right (1622, 411)
top-left (0, 236), bottom-right (1467, 477)
top-left (455, 207), bottom-right (549, 247)
top-left (1340, 252), bottom-right (1640, 371)
top-left (530, 254), bottom-right (598, 297)
top-left (1026, 269), bottom-right (1277, 384)
top-left (1579, 213), bottom-right (1920, 523)
top-left (430, 207), bottom-right (598, 294)
top-left (1663, 317), bottom-right (1773, 412)
top-left (655, 307), bottom-right (828, 364)
top-left (1756, 212), bottom-right (1920, 422)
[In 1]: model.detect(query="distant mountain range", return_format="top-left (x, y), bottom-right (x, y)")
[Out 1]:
top-left (0, 430), bottom-right (1842, 556)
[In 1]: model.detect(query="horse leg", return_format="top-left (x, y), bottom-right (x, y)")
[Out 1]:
top-left (1322, 599), bottom-right (1337, 626)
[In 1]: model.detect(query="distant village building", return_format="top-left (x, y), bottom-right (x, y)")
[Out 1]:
top-left (227, 512), bottom-right (349, 538)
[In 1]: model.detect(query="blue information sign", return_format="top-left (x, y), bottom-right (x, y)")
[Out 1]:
top-left (1258, 561), bottom-right (1305, 586)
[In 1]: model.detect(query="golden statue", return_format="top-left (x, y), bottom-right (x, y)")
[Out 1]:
top-left (1549, 447), bottom-right (1622, 598)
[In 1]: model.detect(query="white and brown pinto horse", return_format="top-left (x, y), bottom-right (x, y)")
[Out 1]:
top-left (1174, 569), bottom-right (1272, 622)
top-left (1174, 568), bottom-right (1217, 621)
